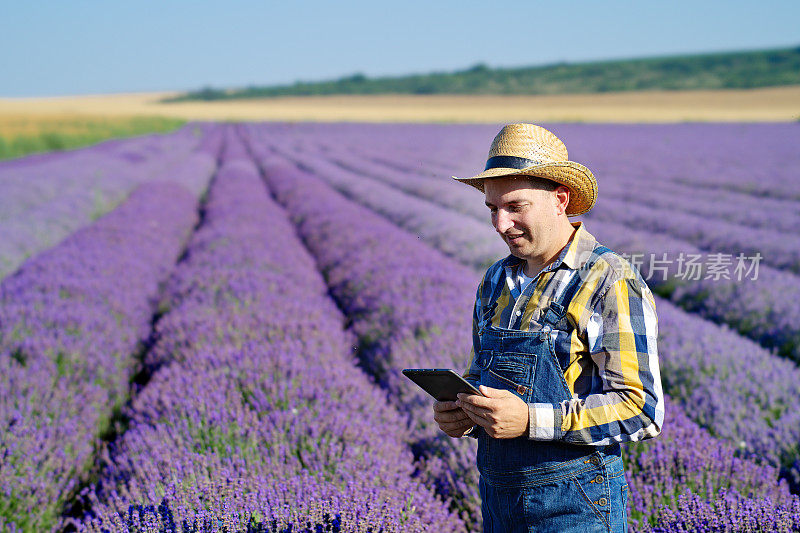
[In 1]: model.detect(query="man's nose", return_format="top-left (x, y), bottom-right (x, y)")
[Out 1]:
top-left (494, 209), bottom-right (514, 233)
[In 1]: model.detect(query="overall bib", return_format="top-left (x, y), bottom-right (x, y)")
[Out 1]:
top-left (474, 254), bottom-right (629, 532)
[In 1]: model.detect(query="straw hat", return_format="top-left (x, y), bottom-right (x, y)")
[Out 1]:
top-left (453, 123), bottom-right (597, 216)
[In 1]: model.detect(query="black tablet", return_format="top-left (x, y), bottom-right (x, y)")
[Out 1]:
top-left (402, 368), bottom-right (483, 402)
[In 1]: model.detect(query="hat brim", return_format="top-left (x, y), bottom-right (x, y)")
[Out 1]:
top-left (452, 161), bottom-right (597, 217)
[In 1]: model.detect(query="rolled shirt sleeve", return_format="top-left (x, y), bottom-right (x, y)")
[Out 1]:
top-left (528, 276), bottom-right (664, 445)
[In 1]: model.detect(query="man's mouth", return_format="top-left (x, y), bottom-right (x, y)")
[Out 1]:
top-left (506, 233), bottom-right (525, 243)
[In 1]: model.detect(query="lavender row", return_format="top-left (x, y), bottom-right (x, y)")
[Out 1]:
top-left (300, 141), bottom-right (488, 222)
top-left (584, 196), bottom-right (800, 274)
top-left (256, 145), bottom-right (800, 488)
top-left (270, 143), bottom-right (506, 269)
top-left (308, 123), bottom-right (800, 204)
top-left (325, 126), bottom-right (800, 237)
top-left (560, 123), bottom-right (800, 202)
top-left (298, 122), bottom-right (800, 259)
top-left (246, 145), bottom-right (797, 529)
top-left (0, 176), bottom-right (206, 530)
top-left (625, 397), bottom-right (798, 532)
top-left (394, 123), bottom-right (800, 267)
top-left (342, 140), bottom-right (800, 482)
top-left (332, 122), bottom-right (800, 202)
top-left (648, 490), bottom-right (800, 532)
top-left (299, 142), bottom-right (800, 365)
top-left (600, 178), bottom-right (800, 236)
top-left (311, 133), bottom-right (800, 261)
top-left (78, 151), bottom-right (462, 531)
top-left (0, 126), bottom-right (211, 223)
top-left (257, 155), bottom-right (484, 528)
top-left (0, 125), bottom-right (219, 280)
top-left (314, 135), bottom-right (800, 284)
top-left (583, 218), bottom-right (800, 363)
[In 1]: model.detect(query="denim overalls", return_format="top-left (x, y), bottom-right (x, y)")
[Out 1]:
top-left (474, 247), bottom-right (628, 532)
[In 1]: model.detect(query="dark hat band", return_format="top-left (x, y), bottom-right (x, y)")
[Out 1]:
top-left (485, 155), bottom-right (542, 171)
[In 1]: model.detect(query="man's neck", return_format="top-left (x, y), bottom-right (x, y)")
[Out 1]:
top-left (523, 223), bottom-right (578, 278)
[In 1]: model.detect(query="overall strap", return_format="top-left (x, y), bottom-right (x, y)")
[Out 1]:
top-left (541, 245), bottom-right (613, 326)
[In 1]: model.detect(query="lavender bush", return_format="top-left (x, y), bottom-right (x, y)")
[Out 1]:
top-left (258, 157), bottom-right (484, 528)
top-left (275, 148), bottom-right (505, 269)
top-left (625, 397), bottom-right (797, 531)
top-left (2, 121), bottom-right (798, 531)
top-left (585, 197), bottom-right (800, 274)
top-left (0, 124), bottom-right (217, 280)
top-left (647, 489), bottom-right (800, 532)
top-left (0, 179), bottom-right (204, 530)
top-left (245, 140), bottom-right (798, 530)
top-left (294, 135), bottom-right (800, 365)
top-left (78, 151), bottom-right (463, 532)
top-left (291, 155), bottom-right (800, 488)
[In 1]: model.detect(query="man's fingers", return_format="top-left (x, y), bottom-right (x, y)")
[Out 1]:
top-left (441, 418), bottom-right (474, 433)
top-left (462, 408), bottom-right (490, 428)
top-left (433, 400), bottom-right (459, 412)
top-left (457, 393), bottom-right (495, 410)
top-left (434, 408), bottom-right (470, 424)
top-left (460, 400), bottom-right (490, 420)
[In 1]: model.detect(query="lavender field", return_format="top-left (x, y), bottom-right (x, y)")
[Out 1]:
top-left (1, 121), bottom-right (800, 532)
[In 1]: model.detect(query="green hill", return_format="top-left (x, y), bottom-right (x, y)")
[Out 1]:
top-left (166, 45), bottom-right (800, 102)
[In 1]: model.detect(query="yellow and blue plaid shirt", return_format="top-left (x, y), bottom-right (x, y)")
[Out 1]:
top-left (464, 222), bottom-right (664, 445)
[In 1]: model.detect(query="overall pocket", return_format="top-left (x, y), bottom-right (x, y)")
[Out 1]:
top-left (479, 351), bottom-right (535, 403)
top-left (521, 465), bottom-right (611, 533)
top-left (571, 461), bottom-right (612, 532)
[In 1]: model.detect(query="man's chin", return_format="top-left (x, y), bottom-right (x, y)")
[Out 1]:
top-left (507, 247), bottom-right (526, 259)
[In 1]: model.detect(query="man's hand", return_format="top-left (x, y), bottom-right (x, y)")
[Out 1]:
top-left (456, 385), bottom-right (529, 439)
top-left (433, 400), bottom-right (475, 438)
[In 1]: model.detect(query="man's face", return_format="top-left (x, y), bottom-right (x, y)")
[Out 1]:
top-left (483, 176), bottom-right (563, 265)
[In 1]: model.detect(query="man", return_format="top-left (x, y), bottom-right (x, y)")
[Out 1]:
top-left (432, 124), bottom-right (663, 533)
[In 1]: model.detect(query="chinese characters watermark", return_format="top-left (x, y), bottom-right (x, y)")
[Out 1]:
top-left (618, 252), bottom-right (762, 282)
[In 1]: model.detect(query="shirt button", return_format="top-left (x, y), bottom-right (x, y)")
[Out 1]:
top-left (598, 497), bottom-right (608, 506)
top-left (515, 310), bottom-right (522, 316)
top-left (590, 456), bottom-right (601, 466)
top-left (595, 475), bottom-right (604, 483)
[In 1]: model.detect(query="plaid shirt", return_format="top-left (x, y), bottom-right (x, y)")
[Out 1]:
top-left (464, 222), bottom-right (664, 445)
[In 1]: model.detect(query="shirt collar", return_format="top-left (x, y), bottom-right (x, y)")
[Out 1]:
top-left (499, 221), bottom-right (597, 273)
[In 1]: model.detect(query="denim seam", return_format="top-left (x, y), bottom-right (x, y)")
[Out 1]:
top-left (481, 460), bottom-right (603, 488)
top-left (486, 368), bottom-right (530, 395)
top-left (572, 476), bottom-right (611, 531)
top-left (607, 469), bottom-right (625, 480)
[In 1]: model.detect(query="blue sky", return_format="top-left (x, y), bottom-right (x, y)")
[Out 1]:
top-left (2, 1), bottom-right (798, 97)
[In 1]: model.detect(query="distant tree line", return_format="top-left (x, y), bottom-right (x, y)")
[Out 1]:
top-left (164, 46), bottom-right (800, 102)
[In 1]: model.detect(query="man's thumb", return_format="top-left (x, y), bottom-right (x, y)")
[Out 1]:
top-left (479, 385), bottom-right (506, 397)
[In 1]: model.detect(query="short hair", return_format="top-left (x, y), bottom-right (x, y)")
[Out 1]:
top-left (522, 175), bottom-right (561, 192)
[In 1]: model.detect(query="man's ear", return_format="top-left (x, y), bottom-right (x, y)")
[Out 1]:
top-left (554, 186), bottom-right (570, 215)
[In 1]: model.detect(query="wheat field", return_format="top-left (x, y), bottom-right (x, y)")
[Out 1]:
top-left (1, 86), bottom-right (798, 123)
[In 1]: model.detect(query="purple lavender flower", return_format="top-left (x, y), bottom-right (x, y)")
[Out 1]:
top-left (0, 175), bottom-right (205, 530)
top-left (245, 128), bottom-right (798, 531)
top-left (0, 124), bottom-right (218, 280)
top-left (78, 145), bottom-right (464, 532)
